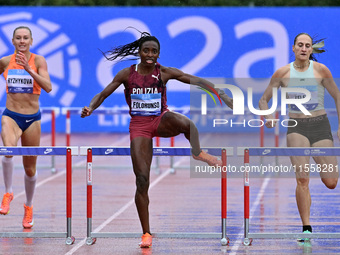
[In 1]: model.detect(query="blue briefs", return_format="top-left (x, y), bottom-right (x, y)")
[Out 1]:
top-left (2, 108), bottom-right (41, 132)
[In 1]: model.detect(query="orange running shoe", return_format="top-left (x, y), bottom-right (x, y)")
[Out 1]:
top-left (139, 233), bottom-right (152, 248)
top-left (0, 192), bottom-right (14, 215)
top-left (192, 150), bottom-right (222, 167)
top-left (22, 204), bottom-right (34, 229)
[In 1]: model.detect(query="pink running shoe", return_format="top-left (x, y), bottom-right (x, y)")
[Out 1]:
top-left (192, 150), bottom-right (222, 167)
top-left (0, 192), bottom-right (13, 215)
top-left (139, 233), bottom-right (152, 248)
top-left (22, 204), bottom-right (34, 229)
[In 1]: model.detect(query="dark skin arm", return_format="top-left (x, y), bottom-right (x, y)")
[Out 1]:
top-left (81, 67), bottom-right (130, 118)
top-left (161, 66), bottom-right (233, 109)
top-left (82, 64), bottom-right (233, 118)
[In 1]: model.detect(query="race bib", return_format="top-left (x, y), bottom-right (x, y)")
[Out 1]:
top-left (131, 93), bottom-right (161, 116)
top-left (7, 69), bottom-right (33, 93)
top-left (287, 85), bottom-right (318, 111)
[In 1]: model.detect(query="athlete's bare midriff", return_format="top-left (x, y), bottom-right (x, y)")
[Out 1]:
top-left (5, 93), bottom-right (40, 114)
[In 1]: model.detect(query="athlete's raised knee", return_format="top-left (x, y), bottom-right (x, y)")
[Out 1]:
top-left (322, 178), bottom-right (338, 189)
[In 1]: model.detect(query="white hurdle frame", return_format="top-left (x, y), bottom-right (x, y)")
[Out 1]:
top-left (0, 146), bottom-right (78, 245)
top-left (80, 146), bottom-right (233, 246)
top-left (237, 147), bottom-right (340, 246)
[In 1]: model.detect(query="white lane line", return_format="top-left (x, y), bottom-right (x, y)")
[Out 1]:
top-left (64, 158), bottom-right (185, 255)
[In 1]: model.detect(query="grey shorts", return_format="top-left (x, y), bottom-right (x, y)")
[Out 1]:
top-left (287, 114), bottom-right (333, 145)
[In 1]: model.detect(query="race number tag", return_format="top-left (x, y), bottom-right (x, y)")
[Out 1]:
top-left (131, 93), bottom-right (161, 116)
top-left (287, 85), bottom-right (318, 111)
top-left (7, 69), bottom-right (33, 93)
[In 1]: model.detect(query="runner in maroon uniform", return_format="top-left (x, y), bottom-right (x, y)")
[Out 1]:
top-left (81, 32), bottom-right (232, 248)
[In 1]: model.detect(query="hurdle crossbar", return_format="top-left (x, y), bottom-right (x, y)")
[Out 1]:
top-left (80, 146), bottom-right (233, 246)
top-left (0, 146), bottom-right (78, 245)
top-left (237, 147), bottom-right (340, 245)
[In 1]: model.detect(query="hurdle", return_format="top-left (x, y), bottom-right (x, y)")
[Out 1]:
top-left (62, 106), bottom-right (191, 171)
top-left (80, 146), bottom-right (233, 246)
top-left (238, 147), bottom-right (340, 245)
top-left (0, 146), bottom-right (78, 245)
top-left (62, 106), bottom-right (192, 147)
top-left (0, 107), bottom-right (59, 172)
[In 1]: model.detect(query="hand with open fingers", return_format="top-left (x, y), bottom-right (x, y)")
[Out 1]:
top-left (81, 106), bottom-right (92, 118)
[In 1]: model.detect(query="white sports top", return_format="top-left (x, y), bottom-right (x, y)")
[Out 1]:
top-left (287, 60), bottom-right (324, 113)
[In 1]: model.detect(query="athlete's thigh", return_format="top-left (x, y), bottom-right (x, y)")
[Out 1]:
top-left (1, 115), bottom-right (22, 146)
top-left (21, 121), bottom-right (41, 168)
top-left (21, 120), bottom-right (41, 146)
top-left (130, 136), bottom-right (153, 175)
top-left (287, 132), bottom-right (310, 178)
top-left (312, 139), bottom-right (339, 179)
top-left (157, 111), bottom-right (191, 137)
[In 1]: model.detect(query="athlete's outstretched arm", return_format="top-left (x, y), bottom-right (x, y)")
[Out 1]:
top-left (81, 68), bottom-right (129, 118)
top-left (162, 66), bottom-right (233, 109)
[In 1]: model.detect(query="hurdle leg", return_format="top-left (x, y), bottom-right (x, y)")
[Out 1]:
top-left (66, 110), bottom-right (71, 147)
top-left (86, 148), bottom-right (97, 245)
top-left (65, 148), bottom-right (75, 245)
top-left (170, 137), bottom-right (176, 174)
top-left (155, 137), bottom-right (161, 174)
top-left (243, 149), bottom-right (252, 246)
top-left (51, 109), bottom-right (57, 173)
top-left (260, 116), bottom-right (264, 166)
top-left (274, 112), bottom-right (280, 168)
top-left (220, 149), bottom-right (229, 246)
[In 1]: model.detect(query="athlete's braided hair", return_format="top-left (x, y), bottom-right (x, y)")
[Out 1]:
top-left (101, 31), bottom-right (160, 62)
top-left (293, 32), bottom-right (325, 62)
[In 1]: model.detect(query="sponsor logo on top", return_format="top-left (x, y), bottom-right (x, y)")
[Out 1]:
top-left (44, 148), bottom-right (53, 154)
top-left (262, 149), bottom-right (271, 155)
top-left (105, 149), bottom-right (113, 155)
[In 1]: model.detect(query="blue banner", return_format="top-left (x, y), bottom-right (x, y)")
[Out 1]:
top-left (0, 146), bottom-right (67, 155)
top-left (0, 7), bottom-right (339, 133)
